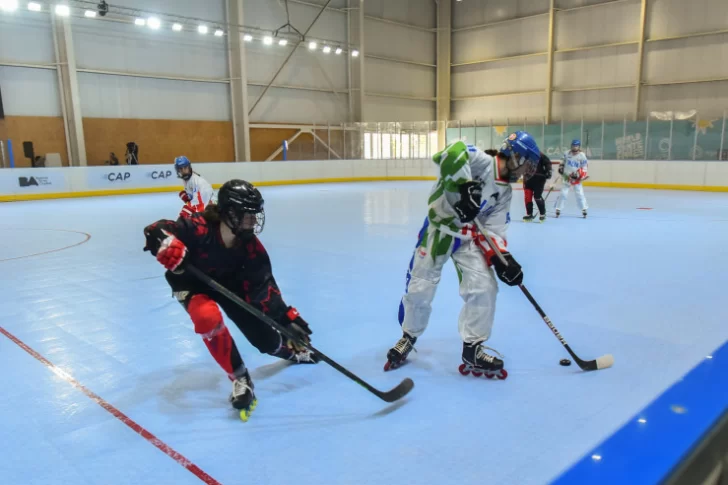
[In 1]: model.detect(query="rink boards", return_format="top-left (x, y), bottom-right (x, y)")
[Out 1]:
top-left (2, 158), bottom-right (728, 202)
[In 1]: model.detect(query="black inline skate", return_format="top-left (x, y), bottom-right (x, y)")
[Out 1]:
top-left (384, 332), bottom-right (417, 371)
top-left (459, 341), bottom-right (508, 380)
top-left (229, 367), bottom-right (257, 422)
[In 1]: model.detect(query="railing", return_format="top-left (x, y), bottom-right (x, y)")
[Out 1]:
top-left (299, 110), bottom-right (728, 162)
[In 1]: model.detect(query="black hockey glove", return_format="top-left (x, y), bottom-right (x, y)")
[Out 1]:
top-left (453, 181), bottom-right (482, 223)
top-left (491, 252), bottom-right (523, 287)
top-left (558, 164), bottom-right (564, 175)
top-left (280, 307), bottom-right (313, 350)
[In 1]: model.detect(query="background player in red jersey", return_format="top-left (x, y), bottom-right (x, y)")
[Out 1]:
top-left (143, 179), bottom-right (317, 421)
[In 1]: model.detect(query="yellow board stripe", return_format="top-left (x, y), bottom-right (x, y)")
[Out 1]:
top-left (582, 181), bottom-right (728, 192)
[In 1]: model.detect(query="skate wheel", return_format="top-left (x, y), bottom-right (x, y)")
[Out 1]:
top-left (497, 369), bottom-right (508, 380)
top-left (484, 372), bottom-right (495, 379)
top-left (383, 360), bottom-right (392, 371)
top-left (458, 363), bottom-right (470, 376)
top-left (239, 399), bottom-right (258, 422)
top-left (471, 371), bottom-right (483, 377)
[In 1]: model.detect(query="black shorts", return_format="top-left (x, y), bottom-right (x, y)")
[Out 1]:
top-left (164, 271), bottom-right (282, 354)
top-left (524, 176), bottom-right (547, 193)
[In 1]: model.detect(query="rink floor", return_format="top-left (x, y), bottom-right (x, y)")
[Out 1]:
top-left (1, 181), bottom-right (727, 485)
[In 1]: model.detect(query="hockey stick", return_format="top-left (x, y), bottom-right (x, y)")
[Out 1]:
top-left (544, 185), bottom-right (555, 202)
top-left (184, 264), bottom-right (415, 403)
top-left (472, 219), bottom-right (614, 372)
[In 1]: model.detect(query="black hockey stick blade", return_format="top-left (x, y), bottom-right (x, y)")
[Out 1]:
top-left (471, 219), bottom-right (614, 372)
top-left (518, 284), bottom-right (614, 372)
top-left (184, 264), bottom-right (415, 403)
top-left (373, 376), bottom-right (415, 403)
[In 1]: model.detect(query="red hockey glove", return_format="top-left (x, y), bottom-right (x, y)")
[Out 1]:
top-left (156, 234), bottom-right (187, 271)
top-left (179, 205), bottom-right (194, 219)
top-left (179, 190), bottom-right (192, 203)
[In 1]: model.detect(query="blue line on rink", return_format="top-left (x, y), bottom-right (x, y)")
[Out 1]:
top-left (552, 339), bottom-right (728, 485)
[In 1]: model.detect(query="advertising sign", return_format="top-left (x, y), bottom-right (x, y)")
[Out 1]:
top-left (0, 168), bottom-right (69, 195)
top-left (85, 165), bottom-right (178, 190)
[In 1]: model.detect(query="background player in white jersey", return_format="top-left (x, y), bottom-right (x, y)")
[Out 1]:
top-left (175, 156), bottom-right (214, 219)
top-left (555, 140), bottom-right (589, 218)
top-left (384, 132), bottom-right (541, 379)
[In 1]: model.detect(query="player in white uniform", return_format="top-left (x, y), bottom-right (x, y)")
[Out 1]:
top-left (175, 156), bottom-right (214, 219)
top-left (555, 140), bottom-right (589, 218)
top-left (384, 132), bottom-right (542, 379)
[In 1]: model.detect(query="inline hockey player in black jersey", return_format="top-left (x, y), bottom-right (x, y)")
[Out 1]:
top-left (143, 179), bottom-right (318, 421)
top-left (522, 151), bottom-right (553, 222)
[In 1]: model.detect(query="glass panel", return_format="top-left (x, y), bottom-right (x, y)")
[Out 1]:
top-left (671, 120), bottom-right (695, 161)
top-left (582, 122), bottom-right (603, 159)
top-left (382, 133), bottom-right (391, 159)
top-left (418, 135), bottom-right (426, 158)
top-left (695, 116), bottom-right (724, 161)
top-left (602, 121), bottom-right (623, 159)
top-left (446, 121), bottom-right (460, 145)
top-left (617, 120), bottom-right (646, 160)
top-left (475, 123), bottom-right (492, 150)
top-left (525, 121), bottom-right (544, 152)
top-left (543, 123), bottom-right (563, 160)
top-left (646, 119), bottom-right (671, 160)
top-left (562, 122), bottom-right (582, 153)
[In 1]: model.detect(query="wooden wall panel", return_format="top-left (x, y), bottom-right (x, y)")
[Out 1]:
top-left (4, 116), bottom-right (68, 167)
top-left (2, 117), bottom-right (349, 168)
top-left (249, 128), bottom-right (347, 161)
top-left (250, 127), bottom-right (310, 161)
top-left (82, 118), bottom-right (235, 166)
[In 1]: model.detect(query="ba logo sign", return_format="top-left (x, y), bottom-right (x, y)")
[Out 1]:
top-left (148, 170), bottom-right (173, 180)
top-left (18, 176), bottom-right (38, 187)
top-left (18, 176), bottom-right (51, 187)
top-left (106, 172), bottom-right (131, 182)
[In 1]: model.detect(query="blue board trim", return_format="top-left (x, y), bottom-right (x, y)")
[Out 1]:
top-left (552, 339), bottom-right (728, 485)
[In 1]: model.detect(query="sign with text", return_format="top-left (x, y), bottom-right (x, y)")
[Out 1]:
top-left (0, 168), bottom-right (69, 195)
top-left (85, 165), bottom-right (178, 189)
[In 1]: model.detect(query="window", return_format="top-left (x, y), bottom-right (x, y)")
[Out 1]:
top-left (382, 134), bottom-right (391, 159)
top-left (361, 129), bottom-right (439, 159)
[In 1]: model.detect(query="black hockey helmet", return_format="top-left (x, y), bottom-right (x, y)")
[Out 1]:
top-left (217, 179), bottom-right (265, 238)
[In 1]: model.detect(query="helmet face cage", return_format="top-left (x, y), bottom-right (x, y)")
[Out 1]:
top-left (505, 153), bottom-right (537, 182)
top-left (174, 157), bottom-right (192, 180)
top-left (176, 166), bottom-right (192, 181)
top-left (224, 205), bottom-right (265, 238)
top-left (501, 138), bottom-right (539, 181)
top-left (217, 179), bottom-right (266, 238)
top-left (251, 210), bottom-right (265, 235)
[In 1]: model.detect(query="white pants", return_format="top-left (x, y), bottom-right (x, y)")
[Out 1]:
top-left (398, 223), bottom-right (498, 344)
top-left (556, 182), bottom-right (588, 211)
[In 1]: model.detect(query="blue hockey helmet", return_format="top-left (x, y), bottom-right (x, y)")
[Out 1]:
top-left (500, 131), bottom-right (541, 181)
top-left (174, 156), bottom-right (192, 180)
top-left (571, 139), bottom-right (581, 151)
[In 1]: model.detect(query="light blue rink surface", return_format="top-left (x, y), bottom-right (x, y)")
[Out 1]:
top-left (1, 182), bottom-right (727, 485)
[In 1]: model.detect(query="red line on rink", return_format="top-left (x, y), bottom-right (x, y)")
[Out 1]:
top-left (0, 325), bottom-right (222, 485)
top-left (0, 228), bottom-right (91, 263)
